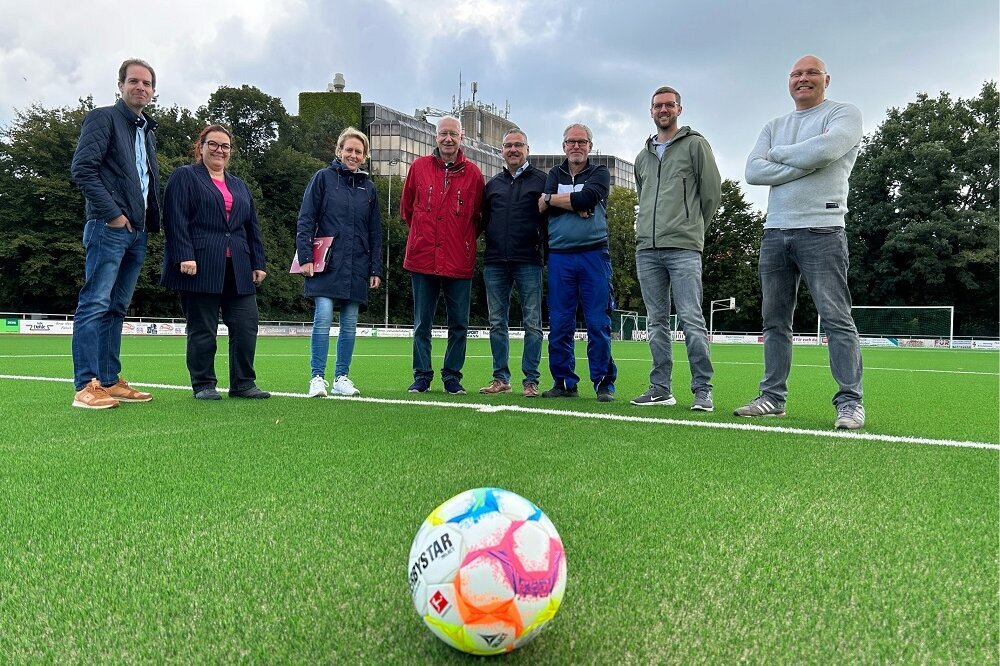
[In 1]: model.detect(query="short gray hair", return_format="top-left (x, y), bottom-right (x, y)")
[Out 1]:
top-left (503, 128), bottom-right (528, 144)
top-left (562, 123), bottom-right (592, 143)
top-left (436, 116), bottom-right (462, 132)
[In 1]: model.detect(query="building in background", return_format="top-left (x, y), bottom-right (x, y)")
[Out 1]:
top-left (299, 73), bottom-right (635, 190)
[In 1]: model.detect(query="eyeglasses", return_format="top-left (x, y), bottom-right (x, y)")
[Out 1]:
top-left (204, 140), bottom-right (232, 153)
top-left (437, 130), bottom-right (461, 138)
top-left (789, 69), bottom-right (826, 78)
top-left (652, 102), bottom-right (678, 110)
top-left (502, 142), bottom-right (526, 149)
top-left (563, 139), bottom-right (590, 146)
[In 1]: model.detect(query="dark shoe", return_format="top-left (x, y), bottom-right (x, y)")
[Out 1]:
top-left (541, 383), bottom-right (578, 398)
top-left (443, 378), bottom-right (467, 395)
top-left (596, 388), bottom-right (615, 403)
top-left (630, 387), bottom-right (676, 406)
top-left (691, 388), bottom-right (714, 412)
top-left (408, 377), bottom-right (431, 393)
top-left (229, 386), bottom-right (271, 399)
top-left (194, 388), bottom-right (222, 401)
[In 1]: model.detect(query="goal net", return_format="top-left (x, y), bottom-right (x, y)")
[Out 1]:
top-left (613, 310), bottom-right (677, 341)
top-left (819, 306), bottom-right (954, 347)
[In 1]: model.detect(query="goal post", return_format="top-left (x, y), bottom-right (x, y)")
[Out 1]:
top-left (612, 309), bottom-right (676, 341)
top-left (818, 306), bottom-right (955, 348)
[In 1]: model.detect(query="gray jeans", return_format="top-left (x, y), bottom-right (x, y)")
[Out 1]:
top-left (636, 248), bottom-right (713, 394)
top-left (758, 227), bottom-right (863, 406)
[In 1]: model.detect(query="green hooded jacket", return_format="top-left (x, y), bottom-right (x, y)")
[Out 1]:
top-left (633, 126), bottom-right (722, 252)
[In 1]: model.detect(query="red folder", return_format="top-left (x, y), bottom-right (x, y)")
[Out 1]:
top-left (290, 236), bottom-right (334, 274)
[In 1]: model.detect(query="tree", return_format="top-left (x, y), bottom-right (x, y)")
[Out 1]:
top-left (0, 100), bottom-right (92, 312)
top-left (201, 85), bottom-right (289, 168)
top-left (606, 186), bottom-right (640, 311)
top-left (847, 82), bottom-right (999, 335)
top-left (703, 180), bottom-right (765, 332)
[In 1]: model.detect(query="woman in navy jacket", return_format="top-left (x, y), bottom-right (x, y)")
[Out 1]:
top-left (161, 124), bottom-right (270, 400)
top-left (296, 127), bottom-right (383, 397)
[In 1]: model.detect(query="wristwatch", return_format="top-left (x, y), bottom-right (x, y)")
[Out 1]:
top-left (543, 193), bottom-right (551, 204)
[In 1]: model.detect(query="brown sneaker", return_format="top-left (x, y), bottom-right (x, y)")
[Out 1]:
top-left (72, 378), bottom-right (119, 409)
top-left (479, 379), bottom-right (512, 395)
top-left (105, 377), bottom-right (153, 403)
top-left (523, 383), bottom-right (539, 398)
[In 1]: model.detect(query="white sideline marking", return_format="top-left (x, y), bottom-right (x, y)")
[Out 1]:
top-left (1, 354), bottom-right (996, 376)
top-left (3, 374), bottom-right (996, 451)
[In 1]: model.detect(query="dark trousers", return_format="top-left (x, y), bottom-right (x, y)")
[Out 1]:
top-left (180, 261), bottom-right (260, 394)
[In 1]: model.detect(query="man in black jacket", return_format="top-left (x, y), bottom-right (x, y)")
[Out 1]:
top-left (69, 59), bottom-right (161, 409)
top-left (478, 129), bottom-right (547, 398)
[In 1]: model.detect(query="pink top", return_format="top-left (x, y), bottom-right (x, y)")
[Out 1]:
top-left (212, 177), bottom-right (233, 257)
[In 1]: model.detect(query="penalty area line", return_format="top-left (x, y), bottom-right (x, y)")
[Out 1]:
top-left (2, 374), bottom-right (996, 451)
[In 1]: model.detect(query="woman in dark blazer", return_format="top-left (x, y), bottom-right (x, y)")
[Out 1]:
top-left (161, 124), bottom-right (270, 400)
top-left (296, 127), bottom-right (383, 397)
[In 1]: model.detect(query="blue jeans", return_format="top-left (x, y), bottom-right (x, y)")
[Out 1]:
top-left (636, 248), bottom-right (713, 395)
top-left (311, 297), bottom-right (360, 379)
top-left (484, 263), bottom-right (543, 386)
top-left (72, 220), bottom-right (148, 390)
top-left (546, 249), bottom-right (617, 392)
top-left (411, 273), bottom-right (471, 382)
top-left (759, 227), bottom-right (863, 406)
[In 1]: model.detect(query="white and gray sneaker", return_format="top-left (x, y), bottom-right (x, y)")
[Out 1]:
top-left (308, 375), bottom-right (329, 397)
top-left (734, 395), bottom-right (786, 417)
top-left (834, 402), bottom-right (866, 430)
top-left (331, 375), bottom-right (360, 396)
top-left (630, 387), bottom-right (677, 406)
top-left (691, 388), bottom-right (714, 412)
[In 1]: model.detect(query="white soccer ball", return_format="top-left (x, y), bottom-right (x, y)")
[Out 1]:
top-left (407, 487), bottom-right (568, 655)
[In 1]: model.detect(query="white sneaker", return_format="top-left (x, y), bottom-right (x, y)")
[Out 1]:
top-left (308, 375), bottom-right (329, 397)
top-left (331, 375), bottom-right (360, 396)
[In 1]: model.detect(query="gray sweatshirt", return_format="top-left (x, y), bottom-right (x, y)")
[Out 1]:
top-left (745, 99), bottom-right (863, 229)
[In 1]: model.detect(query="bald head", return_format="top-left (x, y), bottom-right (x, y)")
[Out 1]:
top-left (788, 54), bottom-right (830, 110)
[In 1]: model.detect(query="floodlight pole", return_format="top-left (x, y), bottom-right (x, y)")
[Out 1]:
top-left (385, 158), bottom-right (400, 328)
top-left (709, 297), bottom-right (736, 342)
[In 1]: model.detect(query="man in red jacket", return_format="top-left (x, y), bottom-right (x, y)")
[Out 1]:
top-left (400, 116), bottom-right (484, 395)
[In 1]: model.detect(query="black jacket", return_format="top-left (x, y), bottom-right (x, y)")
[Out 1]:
top-left (70, 99), bottom-right (161, 232)
top-left (482, 164), bottom-right (547, 265)
top-left (160, 163), bottom-right (266, 295)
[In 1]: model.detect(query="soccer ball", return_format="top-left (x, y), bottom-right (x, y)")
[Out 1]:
top-left (407, 487), bottom-right (568, 655)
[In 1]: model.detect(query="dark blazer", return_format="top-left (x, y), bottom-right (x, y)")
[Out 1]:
top-left (482, 164), bottom-right (547, 265)
top-left (71, 99), bottom-right (161, 232)
top-left (160, 163), bottom-right (266, 295)
top-left (296, 160), bottom-right (383, 306)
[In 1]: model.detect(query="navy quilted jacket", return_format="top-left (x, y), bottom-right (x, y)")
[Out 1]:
top-left (70, 99), bottom-right (161, 232)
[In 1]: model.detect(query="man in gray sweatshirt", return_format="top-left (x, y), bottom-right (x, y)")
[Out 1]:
top-left (736, 55), bottom-right (866, 429)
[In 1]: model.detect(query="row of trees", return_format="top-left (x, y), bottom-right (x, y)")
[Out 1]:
top-left (0, 83), bottom-right (996, 335)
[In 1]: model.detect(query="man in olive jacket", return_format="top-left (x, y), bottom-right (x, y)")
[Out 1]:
top-left (631, 85), bottom-right (721, 411)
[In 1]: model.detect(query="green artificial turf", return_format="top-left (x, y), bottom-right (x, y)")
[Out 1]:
top-left (0, 336), bottom-right (997, 662)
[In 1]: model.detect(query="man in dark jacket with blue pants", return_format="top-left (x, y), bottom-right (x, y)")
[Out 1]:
top-left (478, 129), bottom-right (547, 398)
top-left (537, 123), bottom-right (617, 402)
top-left (69, 59), bottom-right (161, 409)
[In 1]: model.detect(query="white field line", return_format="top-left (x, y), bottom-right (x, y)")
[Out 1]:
top-left (3, 374), bottom-right (996, 451)
top-left (0, 353), bottom-right (996, 376)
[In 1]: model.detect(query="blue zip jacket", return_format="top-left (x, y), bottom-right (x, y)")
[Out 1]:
top-left (71, 99), bottom-right (161, 232)
top-left (543, 160), bottom-right (610, 252)
top-left (296, 160), bottom-right (383, 306)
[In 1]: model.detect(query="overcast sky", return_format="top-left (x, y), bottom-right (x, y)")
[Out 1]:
top-left (1, 0), bottom-right (996, 212)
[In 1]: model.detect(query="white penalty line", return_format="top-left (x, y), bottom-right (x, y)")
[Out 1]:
top-left (3, 374), bottom-right (997, 451)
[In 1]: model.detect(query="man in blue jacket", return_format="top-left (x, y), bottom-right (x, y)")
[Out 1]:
top-left (69, 59), bottom-right (161, 409)
top-left (537, 124), bottom-right (617, 402)
top-left (478, 129), bottom-right (547, 398)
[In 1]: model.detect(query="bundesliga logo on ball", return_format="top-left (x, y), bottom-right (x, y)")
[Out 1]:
top-left (407, 488), bottom-right (568, 655)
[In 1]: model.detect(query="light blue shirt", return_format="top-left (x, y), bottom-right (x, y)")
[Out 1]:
top-left (135, 124), bottom-right (149, 207)
top-left (510, 161), bottom-right (530, 180)
top-left (652, 139), bottom-right (671, 159)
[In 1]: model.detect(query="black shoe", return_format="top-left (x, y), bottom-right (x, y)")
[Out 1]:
top-left (194, 388), bottom-right (221, 400)
top-left (443, 378), bottom-right (467, 395)
top-left (408, 377), bottom-right (431, 393)
top-left (596, 389), bottom-right (615, 402)
top-left (229, 386), bottom-right (271, 399)
top-left (541, 384), bottom-right (579, 398)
